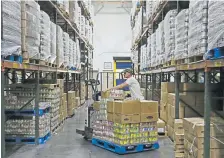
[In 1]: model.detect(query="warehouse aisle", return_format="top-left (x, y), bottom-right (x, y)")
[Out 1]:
top-left (6, 104), bottom-right (174, 158)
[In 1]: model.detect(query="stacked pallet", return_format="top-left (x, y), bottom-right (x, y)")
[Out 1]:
top-left (183, 118), bottom-right (224, 158)
top-left (21, 0), bottom-right (40, 61)
top-left (174, 119), bottom-right (184, 158)
top-left (80, 81), bottom-right (86, 104)
top-left (56, 25), bottom-right (64, 68)
top-left (67, 91), bottom-right (76, 117)
top-left (50, 22), bottom-right (57, 65)
top-left (2, 1), bottom-right (21, 58)
top-left (57, 79), bottom-right (66, 123)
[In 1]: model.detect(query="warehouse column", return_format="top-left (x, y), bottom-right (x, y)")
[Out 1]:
top-left (204, 70), bottom-right (211, 158)
top-left (151, 73), bottom-right (156, 100)
top-left (175, 71), bottom-right (181, 119)
top-left (145, 74), bottom-right (148, 100)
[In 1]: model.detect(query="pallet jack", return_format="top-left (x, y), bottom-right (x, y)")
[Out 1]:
top-left (76, 73), bottom-right (101, 141)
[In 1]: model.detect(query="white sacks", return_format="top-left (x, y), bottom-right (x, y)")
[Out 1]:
top-left (188, 1), bottom-right (208, 57)
top-left (69, 38), bottom-right (73, 68)
top-left (208, 1), bottom-right (224, 50)
top-left (146, 0), bottom-right (153, 21)
top-left (151, 33), bottom-right (157, 67)
top-left (175, 9), bottom-right (189, 60)
top-left (50, 22), bottom-right (56, 64)
top-left (40, 11), bottom-right (51, 61)
top-left (23, 0), bottom-right (40, 59)
top-left (63, 32), bottom-right (69, 67)
top-left (164, 9), bottom-right (177, 62)
top-left (146, 36), bottom-right (151, 68)
top-left (156, 21), bottom-right (165, 65)
top-left (56, 26), bottom-right (64, 67)
top-left (2, 1), bottom-right (21, 56)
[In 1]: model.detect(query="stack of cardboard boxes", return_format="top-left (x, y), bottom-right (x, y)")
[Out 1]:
top-left (67, 91), bottom-right (76, 116)
top-left (80, 81), bottom-right (85, 104)
top-left (183, 118), bottom-right (224, 158)
top-left (57, 79), bottom-right (65, 123)
top-left (174, 119), bottom-right (184, 158)
top-left (93, 99), bottom-right (159, 146)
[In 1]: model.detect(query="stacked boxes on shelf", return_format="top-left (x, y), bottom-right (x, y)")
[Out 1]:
top-left (67, 91), bottom-right (76, 116)
top-left (174, 119), bottom-right (184, 158)
top-left (207, 1), bottom-right (224, 51)
top-left (21, 0), bottom-right (40, 60)
top-left (80, 81), bottom-right (86, 104)
top-left (56, 25), bottom-right (64, 68)
top-left (50, 22), bottom-right (57, 64)
top-left (4, 86), bottom-right (51, 142)
top-left (40, 11), bottom-right (51, 62)
top-left (2, 1), bottom-right (21, 58)
top-left (188, 1), bottom-right (208, 57)
top-left (175, 9), bottom-right (189, 61)
top-left (63, 32), bottom-right (69, 68)
top-left (40, 84), bottom-right (60, 132)
top-left (183, 118), bottom-right (224, 158)
top-left (57, 79), bottom-right (66, 122)
top-left (164, 9), bottom-right (177, 63)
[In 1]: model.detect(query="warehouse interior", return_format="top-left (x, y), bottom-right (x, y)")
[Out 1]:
top-left (1, 0), bottom-right (224, 158)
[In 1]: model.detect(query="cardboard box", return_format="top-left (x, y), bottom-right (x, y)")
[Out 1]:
top-left (68, 91), bottom-right (75, 105)
top-left (161, 92), bottom-right (168, 103)
top-left (183, 83), bottom-right (204, 92)
top-left (67, 108), bottom-right (74, 116)
top-left (107, 101), bottom-right (114, 113)
top-left (113, 113), bottom-right (140, 124)
top-left (141, 113), bottom-right (158, 123)
top-left (161, 82), bottom-right (175, 93)
top-left (101, 91), bottom-right (110, 99)
top-left (174, 133), bottom-right (184, 145)
top-left (185, 131), bottom-right (224, 149)
top-left (175, 144), bottom-right (184, 153)
top-left (157, 119), bottom-right (166, 133)
top-left (114, 100), bottom-right (140, 114)
top-left (174, 119), bottom-right (184, 134)
top-left (140, 100), bottom-right (158, 113)
top-left (175, 152), bottom-right (184, 158)
top-left (107, 112), bottom-right (113, 122)
top-left (76, 97), bottom-right (80, 107)
top-left (167, 125), bottom-right (174, 141)
top-left (63, 93), bottom-right (67, 101)
top-left (57, 79), bottom-right (64, 88)
top-left (93, 101), bottom-right (100, 110)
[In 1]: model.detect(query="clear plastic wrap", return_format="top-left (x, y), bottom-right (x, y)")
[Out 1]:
top-left (146, 0), bottom-right (153, 21)
top-left (156, 21), bottom-right (165, 65)
top-left (207, 1), bottom-right (224, 50)
top-left (2, 1), bottom-right (21, 57)
top-left (151, 33), bottom-right (157, 67)
top-left (188, 0), bottom-right (208, 57)
top-left (73, 41), bottom-right (77, 68)
top-left (40, 11), bottom-right (51, 61)
top-left (24, 0), bottom-right (41, 59)
top-left (164, 9), bottom-right (177, 62)
top-left (56, 25), bottom-right (64, 67)
top-left (69, 38), bottom-right (74, 68)
top-left (175, 9), bottom-right (189, 60)
top-left (146, 36), bottom-right (151, 67)
top-left (63, 32), bottom-right (70, 67)
top-left (50, 22), bottom-right (57, 64)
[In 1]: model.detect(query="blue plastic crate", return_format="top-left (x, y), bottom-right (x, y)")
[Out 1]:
top-left (1, 55), bottom-right (23, 64)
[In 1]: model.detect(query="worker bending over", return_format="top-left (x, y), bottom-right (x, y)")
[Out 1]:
top-left (107, 68), bottom-right (144, 100)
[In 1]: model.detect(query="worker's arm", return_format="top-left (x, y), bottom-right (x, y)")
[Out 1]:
top-left (107, 82), bottom-right (128, 91)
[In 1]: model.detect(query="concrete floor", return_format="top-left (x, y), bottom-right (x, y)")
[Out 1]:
top-left (6, 105), bottom-right (174, 158)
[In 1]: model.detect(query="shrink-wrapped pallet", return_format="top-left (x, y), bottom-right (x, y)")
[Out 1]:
top-left (69, 38), bottom-right (74, 68)
top-left (50, 22), bottom-right (57, 64)
top-left (175, 9), bottom-right (189, 60)
top-left (156, 21), bottom-right (165, 65)
top-left (188, 1), bottom-right (208, 57)
top-left (40, 11), bottom-right (50, 62)
top-left (2, 1), bottom-right (21, 57)
top-left (21, 0), bottom-right (40, 60)
top-left (63, 32), bottom-right (69, 67)
top-left (146, 0), bottom-right (153, 21)
top-left (207, 1), bottom-right (224, 50)
top-left (151, 33), bottom-right (156, 67)
top-left (56, 26), bottom-right (64, 67)
top-left (146, 36), bottom-right (151, 68)
top-left (76, 40), bottom-right (81, 69)
top-left (164, 9), bottom-right (177, 62)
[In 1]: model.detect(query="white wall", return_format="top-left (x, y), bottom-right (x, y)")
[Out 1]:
top-left (93, 5), bottom-right (131, 71)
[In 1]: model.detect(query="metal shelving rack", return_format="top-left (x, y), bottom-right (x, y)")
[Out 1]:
top-left (1, 1), bottom-right (94, 157)
top-left (131, 1), bottom-right (224, 158)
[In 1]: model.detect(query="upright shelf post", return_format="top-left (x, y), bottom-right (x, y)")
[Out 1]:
top-left (35, 70), bottom-right (40, 145)
top-left (175, 71), bottom-right (181, 119)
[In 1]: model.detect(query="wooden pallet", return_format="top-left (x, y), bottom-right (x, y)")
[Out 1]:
top-left (158, 131), bottom-right (168, 137)
top-left (188, 55), bottom-right (203, 63)
top-left (23, 58), bottom-right (49, 66)
top-left (163, 60), bottom-right (175, 67)
top-left (175, 58), bottom-right (188, 65)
